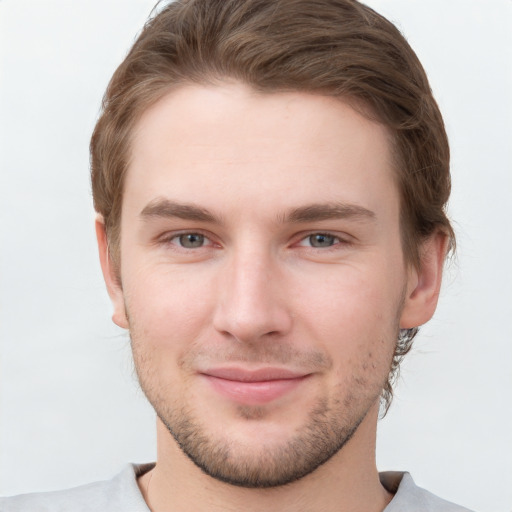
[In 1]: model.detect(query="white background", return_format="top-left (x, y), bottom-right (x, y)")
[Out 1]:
top-left (0, 1), bottom-right (511, 510)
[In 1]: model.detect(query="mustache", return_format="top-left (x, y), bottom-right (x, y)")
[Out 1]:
top-left (179, 342), bottom-right (333, 371)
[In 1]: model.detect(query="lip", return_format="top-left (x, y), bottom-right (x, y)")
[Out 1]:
top-left (200, 367), bottom-right (311, 405)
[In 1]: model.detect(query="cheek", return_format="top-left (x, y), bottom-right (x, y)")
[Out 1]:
top-left (123, 263), bottom-right (214, 352)
top-left (295, 265), bottom-right (401, 332)
top-left (292, 264), bottom-right (402, 374)
top-left (126, 273), bottom-right (210, 396)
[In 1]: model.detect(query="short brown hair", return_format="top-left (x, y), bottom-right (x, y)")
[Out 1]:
top-left (90, 0), bottom-right (455, 410)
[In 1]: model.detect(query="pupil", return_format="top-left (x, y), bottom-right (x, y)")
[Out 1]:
top-left (180, 233), bottom-right (204, 248)
top-left (311, 234), bottom-right (334, 247)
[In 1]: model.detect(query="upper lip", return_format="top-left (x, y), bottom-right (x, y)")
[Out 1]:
top-left (200, 367), bottom-right (310, 382)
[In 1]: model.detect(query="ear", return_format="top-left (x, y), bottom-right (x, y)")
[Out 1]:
top-left (400, 231), bottom-right (449, 329)
top-left (95, 216), bottom-right (129, 329)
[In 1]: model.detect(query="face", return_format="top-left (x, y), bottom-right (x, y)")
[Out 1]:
top-left (100, 83), bottom-right (438, 488)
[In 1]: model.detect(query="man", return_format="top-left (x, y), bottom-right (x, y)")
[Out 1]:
top-left (1, 0), bottom-right (473, 510)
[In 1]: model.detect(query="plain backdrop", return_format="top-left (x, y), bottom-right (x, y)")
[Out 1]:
top-left (0, 1), bottom-right (511, 510)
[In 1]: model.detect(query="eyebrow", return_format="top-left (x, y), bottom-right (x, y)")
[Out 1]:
top-left (140, 199), bottom-right (219, 223)
top-left (284, 202), bottom-right (376, 224)
top-left (140, 198), bottom-right (376, 224)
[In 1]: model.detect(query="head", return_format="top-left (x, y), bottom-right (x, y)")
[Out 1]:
top-left (91, 0), bottom-right (453, 487)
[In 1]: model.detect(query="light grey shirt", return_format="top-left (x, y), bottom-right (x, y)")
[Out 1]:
top-left (0, 464), bottom-right (474, 511)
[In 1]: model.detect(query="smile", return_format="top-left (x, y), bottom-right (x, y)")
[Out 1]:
top-left (200, 367), bottom-right (311, 405)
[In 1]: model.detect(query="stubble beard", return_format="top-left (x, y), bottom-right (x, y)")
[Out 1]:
top-left (131, 339), bottom-right (393, 489)
top-left (156, 394), bottom-right (370, 488)
top-left (126, 282), bottom-right (404, 489)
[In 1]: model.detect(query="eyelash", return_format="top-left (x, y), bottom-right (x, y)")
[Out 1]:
top-left (160, 231), bottom-right (216, 249)
top-left (297, 232), bottom-right (348, 249)
top-left (159, 231), bottom-right (350, 251)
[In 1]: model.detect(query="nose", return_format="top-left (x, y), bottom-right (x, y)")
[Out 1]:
top-left (213, 247), bottom-right (293, 344)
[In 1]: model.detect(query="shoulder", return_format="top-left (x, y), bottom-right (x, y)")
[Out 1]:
top-left (381, 471), bottom-right (475, 512)
top-left (0, 464), bottom-right (152, 512)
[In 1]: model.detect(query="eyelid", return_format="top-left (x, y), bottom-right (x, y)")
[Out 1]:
top-left (157, 229), bottom-right (218, 248)
top-left (154, 229), bottom-right (353, 250)
top-left (294, 231), bottom-right (352, 247)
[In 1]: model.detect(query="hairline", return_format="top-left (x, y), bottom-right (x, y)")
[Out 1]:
top-left (105, 78), bottom-right (426, 276)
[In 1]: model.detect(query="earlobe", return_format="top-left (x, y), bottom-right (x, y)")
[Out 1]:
top-left (400, 231), bottom-right (449, 329)
top-left (95, 217), bottom-right (129, 329)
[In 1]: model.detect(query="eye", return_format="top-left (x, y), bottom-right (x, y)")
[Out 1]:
top-left (300, 233), bottom-right (340, 248)
top-left (173, 233), bottom-right (207, 248)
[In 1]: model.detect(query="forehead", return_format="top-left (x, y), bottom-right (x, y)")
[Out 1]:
top-left (125, 82), bottom-right (398, 223)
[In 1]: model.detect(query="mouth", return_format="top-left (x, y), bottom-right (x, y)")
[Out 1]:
top-left (199, 367), bottom-right (312, 405)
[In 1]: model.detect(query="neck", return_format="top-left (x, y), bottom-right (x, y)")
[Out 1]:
top-left (138, 403), bottom-right (392, 512)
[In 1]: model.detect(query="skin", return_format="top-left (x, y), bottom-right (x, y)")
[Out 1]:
top-left (97, 82), bottom-right (446, 512)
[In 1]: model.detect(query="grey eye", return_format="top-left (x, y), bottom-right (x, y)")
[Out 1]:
top-left (308, 234), bottom-right (336, 247)
top-left (178, 233), bottom-right (205, 248)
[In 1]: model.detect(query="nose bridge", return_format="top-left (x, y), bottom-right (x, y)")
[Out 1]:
top-left (213, 241), bottom-right (292, 342)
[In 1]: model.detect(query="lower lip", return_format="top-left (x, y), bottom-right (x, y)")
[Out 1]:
top-left (202, 375), bottom-right (308, 405)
